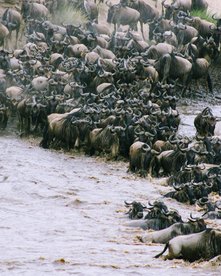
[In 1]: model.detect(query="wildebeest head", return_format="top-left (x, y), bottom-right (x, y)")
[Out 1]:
top-left (21, 0), bottom-right (30, 20)
top-left (124, 200), bottom-right (147, 219)
top-left (194, 107), bottom-right (216, 137)
top-left (144, 200), bottom-right (169, 219)
top-left (187, 214), bottom-right (207, 233)
top-left (0, 51), bottom-right (11, 71)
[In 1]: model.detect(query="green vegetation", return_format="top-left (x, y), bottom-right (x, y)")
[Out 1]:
top-left (52, 2), bottom-right (87, 25)
top-left (190, 9), bottom-right (216, 23)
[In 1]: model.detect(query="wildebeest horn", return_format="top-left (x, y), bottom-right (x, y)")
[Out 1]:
top-left (115, 107), bottom-right (125, 115)
top-left (205, 180), bottom-right (213, 188)
top-left (195, 134), bottom-right (205, 141)
top-left (202, 210), bottom-right (209, 218)
top-left (172, 182), bottom-right (183, 191)
top-left (135, 129), bottom-right (144, 136)
top-left (151, 108), bottom-right (161, 116)
top-left (147, 200), bottom-right (154, 207)
top-left (124, 200), bottom-right (133, 206)
top-left (158, 125), bottom-right (170, 131)
top-left (145, 130), bottom-right (156, 137)
top-left (29, 59), bottom-right (37, 65)
top-left (178, 143), bottom-right (189, 153)
top-left (189, 213), bottom-right (199, 222)
top-left (198, 197), bottom-right (209, 206)
top-left (184, 165), bottom-right (193, 171)
top-left (141, 143), bottom-right (151, 152)
top-left (199, 149), bottom-right (209, 155)
top-left (190, 147), bottom-right (200, 154)
top-left (212, 14), bottom-right (221, 21)
top-left (168, 134), bottom-right (179, 144)
top-left (192, 181), bottom-right (203, 186)
top-left (48, 79), bottom-right (57, 85)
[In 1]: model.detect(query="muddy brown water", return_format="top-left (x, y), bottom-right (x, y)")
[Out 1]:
top-left (1, 101), bottom-right (221, 275)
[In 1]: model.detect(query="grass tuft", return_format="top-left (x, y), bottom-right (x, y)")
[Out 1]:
top-left (190, 9), bottom-right (216, 24)
top-left (52, 3), bottom-right (87, 26)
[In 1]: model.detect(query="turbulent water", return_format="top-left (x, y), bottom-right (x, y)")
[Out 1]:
top-left (0, 102), bottom-right (221, 275)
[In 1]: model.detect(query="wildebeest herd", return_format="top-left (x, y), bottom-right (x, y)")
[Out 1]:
top-left (1, 0), bottom-right (221, 263)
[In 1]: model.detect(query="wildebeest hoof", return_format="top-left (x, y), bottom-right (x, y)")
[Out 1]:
top-left (19, 131), bottom-right (25, 138)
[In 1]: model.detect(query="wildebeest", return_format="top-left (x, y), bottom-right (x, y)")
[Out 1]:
top-left (87, 125), bottom-right (125, 159)
top-left (162, 0), bottom-right (192, 21)
top-left (16, 96), bottom-right (40, 135)
top-left (194, 107), bottom-right (216, 136)
top-left (191, 17), bottom-right (216, 38)
top-left (0, 105), bottom-right (9, 129)
top-left (129, 0), bottom-right (160, 39)
top-left (1, 8), bottom-right (22, 49)
top-left (154, 52), bottom-right (192, 92)
top-left (124, 200), bottom-right (147, 219)
top-left (83, 0), bottom-right (99, 22)
top-left (21, 0), bottom-right (49, 21)
top-left (129, 141), bottom-right (159, 177)
top-left (155, 228), bottom-right (221, 261)
top-left (0, 23), bottom-right (9, 49)
top-left (106, 2), bottom-right (140, 32)
top-left (125, 209), bottom-right (182, 230)
top-left (151, 143), bottom-right (191, 177)
top-left (139, 217), bottom-right (206, 244)
top-left (39, 108), bottom-right (84, 150)
top-left (186, 46), bottom-right (213, 94)
top-left (164, 181), bottom-right (198, 204)
top-left (0, 50), bottom-right (11, 71)
top-left (192, 0), bottom-right (208, 11)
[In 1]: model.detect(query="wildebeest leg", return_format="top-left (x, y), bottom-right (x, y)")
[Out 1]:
top-left (1, 111), bottom-right (8, 129)
top-left (114, 23), bottom-right (118, 33)
top-left (24, 116), bottom-right (31, 134)
top-left (4, 36), bottom-right (9, 50)
top-left (181, 74), bottom-right (191, 97)
top-left (17, 111), bottom-right (24, 135)
top-left (19, 20), bottom-right (25, 41)
top-left (15, 27), bottom-right (20, 49)
top-left (6, 31), bottom-right (12, 50)
top-left (151, 156), bottom-right (160, 177)
top-left (140, 21), bottom-right (144, 40)
top-left (111, 141), bottom-right (119, 159)
top-left (39, 122), bottom-right (50, 148)
top-left (129, 157), bottom-right (136, 172)
top-left (207, 73), bottom-right (213, 94)
top-left (161, 55), bottom-right (171, 84)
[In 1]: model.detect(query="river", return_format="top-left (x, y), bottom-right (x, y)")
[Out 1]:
top-left (1, 106), bottom-right (221, 275)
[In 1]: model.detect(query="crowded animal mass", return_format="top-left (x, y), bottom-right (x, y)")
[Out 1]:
top-left (1, 0), bottom-right (221, 274)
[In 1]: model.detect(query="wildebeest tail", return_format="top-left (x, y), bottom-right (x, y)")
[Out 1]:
top-left (154, 243), bottom-right (169, 258)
